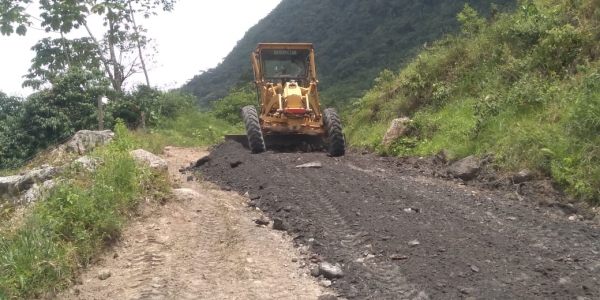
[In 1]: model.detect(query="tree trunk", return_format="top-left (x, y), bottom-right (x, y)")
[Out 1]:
top-left (83, 22), bottom-right (117, 89)
top-left (107, 9), bottom-right (124, 92)
top-left (129, 1), bottom-right (150, 86)
top-left (60, 31), bottom-right (71, 68)
top-left (98, 95), bottom-right (104, 130)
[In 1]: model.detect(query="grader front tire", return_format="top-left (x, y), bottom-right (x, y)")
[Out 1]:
top-left (242, 105), bottom-right (266, 153)
top-left (323, 108), bottom-right (345, 157)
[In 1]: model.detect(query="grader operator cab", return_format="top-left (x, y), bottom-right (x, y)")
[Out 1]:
top-left (225, 43), bottom-right (346, 157)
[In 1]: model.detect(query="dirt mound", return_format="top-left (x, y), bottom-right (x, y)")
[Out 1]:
top-left (196, 140), bottom-right (600, 300)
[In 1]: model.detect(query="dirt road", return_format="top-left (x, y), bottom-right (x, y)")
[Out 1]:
top-left (195, 140), bottom-right (600, 300)
top-left (58, 146), bottom-right (333, 300)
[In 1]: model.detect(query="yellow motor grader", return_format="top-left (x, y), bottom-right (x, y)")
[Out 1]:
top-left (225, 43), bottom-right (345, 156)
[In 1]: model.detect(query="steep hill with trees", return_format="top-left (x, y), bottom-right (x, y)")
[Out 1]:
top-left (180, 0), bottom-right (515, 108)
top-left (345, 0), bottom-right (600, 204)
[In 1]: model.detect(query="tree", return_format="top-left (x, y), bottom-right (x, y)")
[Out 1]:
top-left (1, 0), bottom-right (176, 92)
top-left (22, 37), bottom-right (101, 89)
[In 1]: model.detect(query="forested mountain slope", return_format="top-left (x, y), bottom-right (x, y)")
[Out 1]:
top-left (180, 0), bottom-right (515, 108)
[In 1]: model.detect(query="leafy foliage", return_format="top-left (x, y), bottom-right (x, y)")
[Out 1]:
top-left (0, 80), bottom-right (199, 171)
top-left (22, 37), bottom-right (102, 89)
top-left (180, 0), bottom-right (515, 110)
top-left (345, 0), bottom-right (600, 204)
top-left (210, 84), bottom-right (257, 125)
top-left (0, 67), bottom-right (110, 169)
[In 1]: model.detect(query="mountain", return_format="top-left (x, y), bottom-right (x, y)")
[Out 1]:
top-left (180, 0), bottom-right (516, 108)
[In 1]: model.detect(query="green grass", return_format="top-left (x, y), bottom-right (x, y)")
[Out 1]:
top-left (131, 110), bottom-right (244, 155)
top-left (344, 0), bottom-right (600, 205)
top-left (0, 120), bottom-right (170, 299)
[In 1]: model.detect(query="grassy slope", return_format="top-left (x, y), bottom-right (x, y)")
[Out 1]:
top-left (345, 0), bottom-right (600, 204)
top-left (131, 110), bottom-right (244, 155)
top-left (0, 110), bottom-right (239, 299)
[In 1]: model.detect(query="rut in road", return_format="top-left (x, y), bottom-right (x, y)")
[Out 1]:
top-left (196, 140), bottom-right (600, 300)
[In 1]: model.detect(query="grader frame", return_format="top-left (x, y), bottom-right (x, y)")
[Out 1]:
top-left (225, 43), bottom-right (345, 156)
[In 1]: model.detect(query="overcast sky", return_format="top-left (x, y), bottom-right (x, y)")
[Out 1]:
top-left (0, 0), bottom-right (282, 97)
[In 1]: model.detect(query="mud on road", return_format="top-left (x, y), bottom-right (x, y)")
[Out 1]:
top-left (194, 140), bottom-right (600, 300)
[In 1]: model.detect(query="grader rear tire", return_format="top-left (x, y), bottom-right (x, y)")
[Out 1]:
top-left (323, 108), bottom-right (345, 157)
top-left (242, 105), bottom-right (266, 153)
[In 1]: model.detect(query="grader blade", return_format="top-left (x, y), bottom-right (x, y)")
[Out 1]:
top-left (224, 134), bottom-right (326, 152)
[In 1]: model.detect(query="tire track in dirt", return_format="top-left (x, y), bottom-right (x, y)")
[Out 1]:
top-left (56, 146), bottom-right (331, 300)
top-left (298, 169), bottom-right (426, 299)
top-left (197, 140), bottom-right (600, 300)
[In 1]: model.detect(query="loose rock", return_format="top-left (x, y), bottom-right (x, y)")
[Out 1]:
top-left (381, 117), bottom-right (413, 147)
top-left (273, 217), bottom-right (287, 231)
top-left (511, 169), bottom-right (534, 184)
top-left (447, 156), bottom-right (481, 181)
top-left (130, 149), bottom-right (168, 171)
top-left (318, 295), bottom-right (337, 300)
top-left (318, 262), bottom-right (344, 279)
top-left (408, 239), bottom-right (420, 247)
top-left (389, 254), bottom-right (408, 260)
top-left (254, 216), bottom-right (270, 226)
top-left (98, 269), bottom-right (111, 280)
top-left (296, 162), bottom-right (322, 169)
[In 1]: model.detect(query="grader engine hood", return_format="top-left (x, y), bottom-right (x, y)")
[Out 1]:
top-left (282, 82), bottom-right (308, 114)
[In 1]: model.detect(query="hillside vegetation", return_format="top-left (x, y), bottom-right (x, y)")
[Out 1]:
top-left (180, 0), bottom-right (515, 109)
top-left (345, 0), bottom-right (600, 204)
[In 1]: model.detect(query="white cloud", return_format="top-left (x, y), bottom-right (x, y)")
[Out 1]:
top-left (0, 0), bottom-right (282, 97)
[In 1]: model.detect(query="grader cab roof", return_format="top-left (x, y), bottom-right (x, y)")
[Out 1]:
top-left (255, 43), bottom-right (314, 51)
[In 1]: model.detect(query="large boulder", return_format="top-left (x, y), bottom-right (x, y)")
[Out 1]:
top-left (381, 117), bottom-right (413, 147)
top-left (447, 156), bottom-right (481, 181)
top-left (0, 175), bottom-right (22, 197)
top-left (0, 165), bottom-right (62, 198)
top-left (130, 149), bottom-right (168, 171)
top-left (66, 130), bottom-right (114, 155)
top-left (1, 165), bottom-right (62, 207)
top-left (14, 165), bottom-right (63, 192)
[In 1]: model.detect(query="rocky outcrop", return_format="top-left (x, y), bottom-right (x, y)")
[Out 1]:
top-left (0, 130), bottom-right (169, 210)
top-left (1, 130), bottom-right (113, 208)
top-left (130, 149), bottom-right (168, 171)
top-left (381, 117), bottom-right (413, 147)
top-left (0, 175), bottom-right (22, 198)
top-left (0, 165), bottom-right (62, 198)
top-left (0, 166), bottom-right (61, 207)
top-left (66, 130), bottom-right (115, 155)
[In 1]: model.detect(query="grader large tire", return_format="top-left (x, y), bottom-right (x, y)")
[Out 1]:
top-left (323, 108), bottom-right (345, 157)
top-left (242, 105), bottom-right (266, 153)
